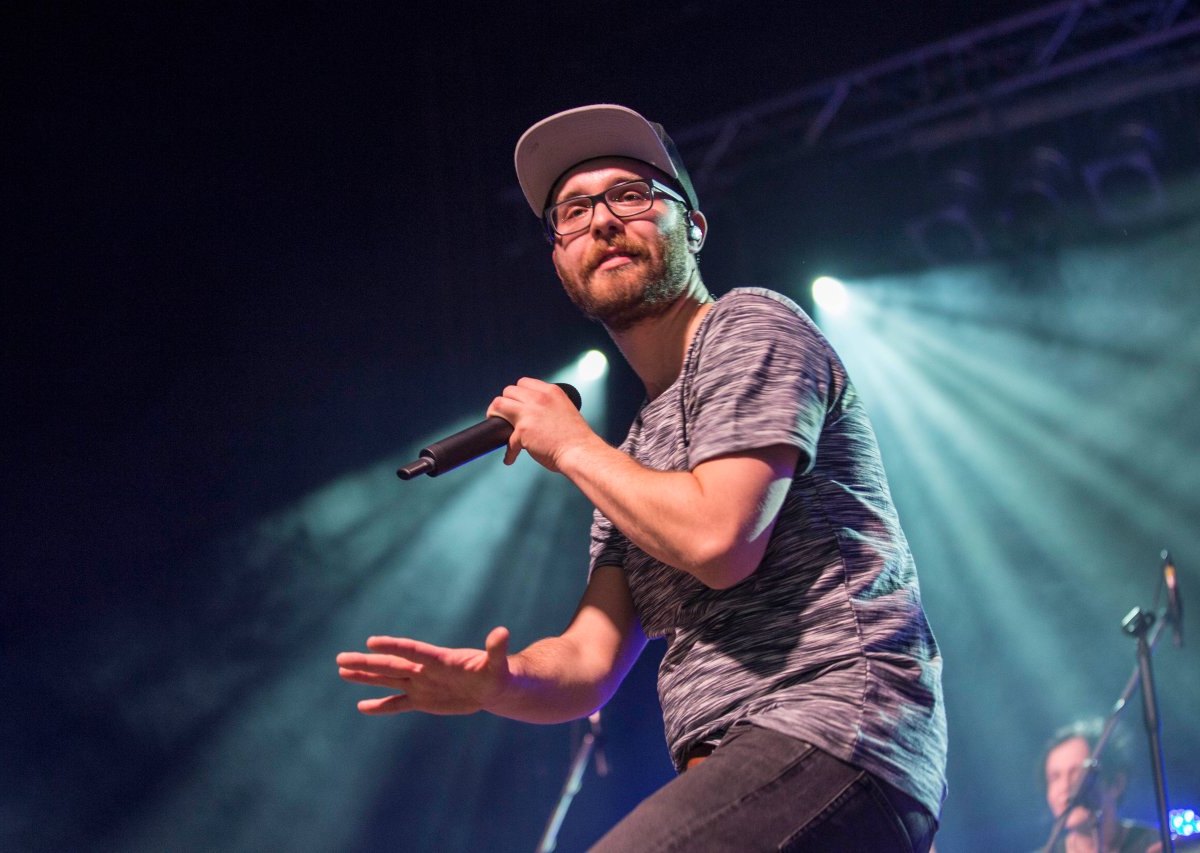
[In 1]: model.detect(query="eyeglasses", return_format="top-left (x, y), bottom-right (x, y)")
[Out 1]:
top-left (544, 179), bottom-right (689, 238)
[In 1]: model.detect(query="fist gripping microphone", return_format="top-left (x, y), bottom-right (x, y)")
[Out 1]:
top-left (397, 382), bottom-right (582, 480)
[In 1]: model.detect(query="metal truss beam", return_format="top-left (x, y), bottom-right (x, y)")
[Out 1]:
top-left (675, 0), bottom-right (1200, 185)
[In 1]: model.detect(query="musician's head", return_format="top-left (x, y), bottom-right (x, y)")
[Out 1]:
top-left (514, 105), bottom-right (708, 331)
top-left (1042, 718), bottom-right (1132, 825)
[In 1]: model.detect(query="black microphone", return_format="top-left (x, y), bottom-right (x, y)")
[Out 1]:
top-left (396, 382), bottom-right (582, 480)
top-left (1162, 549), bottom-right (1183, 648)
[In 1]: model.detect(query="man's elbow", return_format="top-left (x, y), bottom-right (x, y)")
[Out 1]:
top-left (683, 535), bottom-right (762, 589)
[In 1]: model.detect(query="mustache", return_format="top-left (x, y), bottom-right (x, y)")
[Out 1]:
top-left (585, 238), bottom-right (643, 272)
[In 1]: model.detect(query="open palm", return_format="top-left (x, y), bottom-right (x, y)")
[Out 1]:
top-left (337, 626), bottom-right (511, 715)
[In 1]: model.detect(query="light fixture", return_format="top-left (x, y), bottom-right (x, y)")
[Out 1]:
top-left (906, 166), bottom-right (990, 267)
top-left (1082, 121), bottom-right (1166, 224)
top-left (577, 349), bottom-right (608, 382)
top-left (1001, 145), bottom-right (1072, 247)
top-left (811, 276), bottom-right (849, 316)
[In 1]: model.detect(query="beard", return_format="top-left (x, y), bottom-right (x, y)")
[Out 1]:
top-left (558, 217), bottom-right (693, 332)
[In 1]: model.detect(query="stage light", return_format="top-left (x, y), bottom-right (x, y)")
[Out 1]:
top-left (1172, 808), bottom-right (1199, 837)
top-left (1083, 151), bottom-right (1165, 224)
top-left (1082, 121), bottom-right (1166, 224)
top-left (812, 276), bottom-right (849, 316)
top-left (578, 349), bottom-right (608, 382)
top-left (1001, 145), bottom-right (1072, 247)
top-left (905, 205), bottom-right (989, 267)
top-left (905, 165), bottom-right (990, 267)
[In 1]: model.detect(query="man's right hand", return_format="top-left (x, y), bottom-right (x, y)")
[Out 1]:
top-left (336, 626), bottom-right (512, 716)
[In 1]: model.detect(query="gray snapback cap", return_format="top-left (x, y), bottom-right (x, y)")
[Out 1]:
top-left (514, 104), bottom-right (699, 215)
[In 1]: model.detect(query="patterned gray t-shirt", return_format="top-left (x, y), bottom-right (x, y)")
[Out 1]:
top-left (589, 287), bottom-right (948, 817)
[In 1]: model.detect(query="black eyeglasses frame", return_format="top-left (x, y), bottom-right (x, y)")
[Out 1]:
top-left (541, 178), bottom-right (691, 242)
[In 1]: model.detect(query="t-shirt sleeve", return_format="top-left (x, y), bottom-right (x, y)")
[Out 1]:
top-left (686, 293), bottom-right (833, 474)
top-left (588, 507), bottom-right (628, 578)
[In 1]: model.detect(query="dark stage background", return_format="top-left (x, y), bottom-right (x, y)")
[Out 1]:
top-left (5, 3), bottom-right (1199, 851)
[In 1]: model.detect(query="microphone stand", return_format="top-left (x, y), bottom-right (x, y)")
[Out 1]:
top-left (1123, 607), bottom-right (1174, 853)
top-left (1041, 608), bottom-right (1173, 853)
top-left (536, 712), bottom-right (607, 853)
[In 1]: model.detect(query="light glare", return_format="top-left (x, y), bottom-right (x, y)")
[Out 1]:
top-left (812, 276), bottom-right (849, 316)
top-left (578, 349), bottom-right (609, 381)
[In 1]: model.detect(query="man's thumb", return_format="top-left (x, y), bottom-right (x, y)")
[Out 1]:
top-left (485, 626), bottom-right (510, 666)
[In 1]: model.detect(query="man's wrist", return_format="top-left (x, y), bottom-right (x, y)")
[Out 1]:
top-left (481, 657), bottom-right (518, 715)
top-left (554, 432), bottom-right (608, 478)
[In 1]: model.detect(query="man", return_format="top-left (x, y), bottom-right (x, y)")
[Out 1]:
top-left (1041, 718), bottom-right (1162, 853)
top-left (337, 104), bottom-right (947, 851)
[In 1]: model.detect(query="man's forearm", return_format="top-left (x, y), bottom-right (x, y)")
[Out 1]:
top-left (556, 435), bottom-right (793, 589)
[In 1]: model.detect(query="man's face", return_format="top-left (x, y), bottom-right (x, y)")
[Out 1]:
top-left (548, 157), bottom-right (694, 332)
top-left (1046, 736), bottom-right (1092, 819)
top-left (1045, 734), bottom-right (1128, 839)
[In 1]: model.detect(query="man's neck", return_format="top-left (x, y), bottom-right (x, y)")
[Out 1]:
top-left (1060, 802), bottom-right (1125, 853)
top-left (607, 271), bottom-right (714, 401)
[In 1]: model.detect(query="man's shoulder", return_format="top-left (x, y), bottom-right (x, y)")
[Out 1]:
top-left (1118, 819), bottom-right (1163, 853)
top-left (701, 287), bottom-right (830, 359)
top-left (705, 287), bottom-right (816, 336)
top-left (716, 286), bottom-right (806, 316)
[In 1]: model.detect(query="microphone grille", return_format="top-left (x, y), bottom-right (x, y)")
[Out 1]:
top-left (556, 382), bottom-right (583, 410)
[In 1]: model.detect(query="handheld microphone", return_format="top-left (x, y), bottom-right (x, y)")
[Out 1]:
top-left (1162, 549), bottom-right (1183, 648)
top-left (396, 382), bottom-right (582, 480)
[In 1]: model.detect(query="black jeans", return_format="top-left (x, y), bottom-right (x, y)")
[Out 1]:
top-left (589, 724), bottom-right (936, 852)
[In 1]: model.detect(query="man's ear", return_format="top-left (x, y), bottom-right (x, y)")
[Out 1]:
top-left (687, 210), bottom-right (708, 253)
top-left (550, 245), bottom-right (567, 283)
